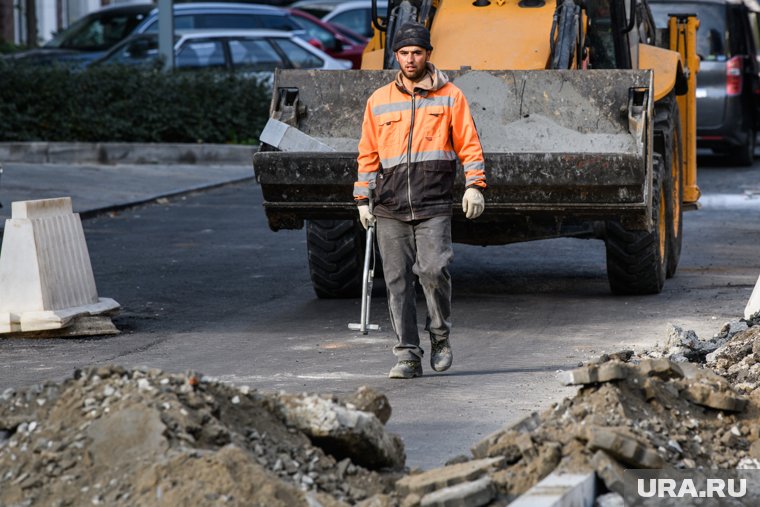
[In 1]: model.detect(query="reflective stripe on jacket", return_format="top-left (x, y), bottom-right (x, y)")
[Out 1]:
top-left (354, 64), bottom-right (486, 222)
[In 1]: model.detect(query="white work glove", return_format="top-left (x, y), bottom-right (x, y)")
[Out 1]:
top-left (358, 204), bottom-right (375, 229)
top-left (462, 188), bottom-right (485, 219)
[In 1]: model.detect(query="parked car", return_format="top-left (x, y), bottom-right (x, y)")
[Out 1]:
top-left (133, 2), bottom-right (305, 33)
top-left (291, 0), bottom-right (387, 38)
top-left (288, 8), bottom-right (367, 67)
top-left (2, 2), bottom-right (154, 66)
top-left (91, 29), bottom-right (352, 73)
top-left (649, 0), bottom-right (760, 165)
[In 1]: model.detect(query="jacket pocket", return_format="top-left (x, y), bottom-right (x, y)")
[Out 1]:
top-left (377, 111), bottom-right (403, 148)
top-left (420, 162), bottom-right (455, 206)
top-left (421, 105), bottom-right (446, 140)
top-left (376, 167), bottom-right (400, 208)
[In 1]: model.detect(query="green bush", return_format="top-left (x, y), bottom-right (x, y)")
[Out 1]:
top-left (0, 62), bottom-right (272, 144)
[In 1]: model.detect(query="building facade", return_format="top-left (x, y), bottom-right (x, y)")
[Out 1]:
top-left (0, 0), bottom-right (128, 46)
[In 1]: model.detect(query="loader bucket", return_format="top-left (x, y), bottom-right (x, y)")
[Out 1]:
top-left (254, 69), bottom-right (654, 244)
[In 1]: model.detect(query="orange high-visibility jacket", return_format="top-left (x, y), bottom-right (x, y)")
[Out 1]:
top-left (354, 66), bottom-right (486, 222)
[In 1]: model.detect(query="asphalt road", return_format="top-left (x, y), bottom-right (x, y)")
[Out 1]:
top-left (1, 153), bottom-right (759, 470)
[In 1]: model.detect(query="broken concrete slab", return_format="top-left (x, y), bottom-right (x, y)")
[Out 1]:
top-left (590, 450), bottom-right (625, 496)
top-left (273, 393), bottom-right (405, 470)
top-left (343, 386), bottom-right (391, 425)
top-left (586, 426), bottom-right (664, 469)
top-left (470, 412), bottom-right (540, 460)
top-left (682, 383), bottom-right (748, 412)
top-left (395, 457), bottom-right (504, 496)
top-left (419, 476), bottom-right (495, 507)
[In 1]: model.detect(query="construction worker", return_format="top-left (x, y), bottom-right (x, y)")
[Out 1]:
top-left (353, 22), bottom-right (487, 379)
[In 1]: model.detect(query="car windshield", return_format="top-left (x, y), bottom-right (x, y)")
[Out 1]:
top-left (292, 15), bottom-right (340, 50)
top-left (45, 10), bottom-right (149, 51)
top-left (327, 6), bottom-right (386, 38)
top-left (295, 6), bottom-right (334, 18)
top-left (649, 2), bottom-right (728, 60)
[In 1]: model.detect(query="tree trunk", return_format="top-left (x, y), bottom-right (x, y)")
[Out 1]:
top-left (25, 0), bottom-right (37, 48)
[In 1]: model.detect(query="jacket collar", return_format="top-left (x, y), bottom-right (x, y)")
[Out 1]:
top-left (394, 62), bottom-right (449, 96)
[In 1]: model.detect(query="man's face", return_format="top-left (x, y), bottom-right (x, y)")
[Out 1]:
top-left (395, 46), bottom-right (431, 81)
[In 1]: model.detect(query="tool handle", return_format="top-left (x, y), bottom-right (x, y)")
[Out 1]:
top-left (359, 221), bottom-right (374, 334)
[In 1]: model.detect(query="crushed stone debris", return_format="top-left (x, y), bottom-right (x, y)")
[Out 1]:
top-left (2, 318), bottom-right (760, 506)
top-left (0, 366), bottom-right (401, 507)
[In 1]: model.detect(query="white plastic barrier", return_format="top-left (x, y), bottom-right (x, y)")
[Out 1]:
top-left (0, 197), bottom-right (119, 334)
top-left (746, 274), bottom-right (760, 321)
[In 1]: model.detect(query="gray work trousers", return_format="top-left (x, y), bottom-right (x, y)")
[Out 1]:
top-left (375, 215), bottom-right (453, 361)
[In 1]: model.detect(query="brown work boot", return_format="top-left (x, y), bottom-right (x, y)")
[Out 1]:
top-left (388, 359), bottom-right (422, 379)
top-left (431, 337), bottom-right (453, 372)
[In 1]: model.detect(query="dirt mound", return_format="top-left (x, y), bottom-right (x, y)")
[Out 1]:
top-left (0, 366), bottom-right (402, 507)
top-left (3, 321), bottom-right (760, 507)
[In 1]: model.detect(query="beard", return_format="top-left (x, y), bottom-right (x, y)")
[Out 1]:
top-left (400, 64), bottom-right (427, 82)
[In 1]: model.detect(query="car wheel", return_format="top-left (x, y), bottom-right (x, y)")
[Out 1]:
top-left (731, 128), bottom-right (756, 167)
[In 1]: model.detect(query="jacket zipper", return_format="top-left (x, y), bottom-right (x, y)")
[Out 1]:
top-left (407, 91), bottom-right (416, 220)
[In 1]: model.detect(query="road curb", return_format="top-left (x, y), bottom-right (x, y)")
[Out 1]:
top-left (0, 142), bottom-right (258, 166)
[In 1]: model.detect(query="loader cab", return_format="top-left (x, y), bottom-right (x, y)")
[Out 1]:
top-left (586, 0), bottom-right (657, 68)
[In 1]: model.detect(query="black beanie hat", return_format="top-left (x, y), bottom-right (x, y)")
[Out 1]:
top-left (391, 22), bottom-right (433, 52)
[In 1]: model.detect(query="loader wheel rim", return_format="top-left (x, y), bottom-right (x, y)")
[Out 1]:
top-left (659, 186), bottom-right (667, 261)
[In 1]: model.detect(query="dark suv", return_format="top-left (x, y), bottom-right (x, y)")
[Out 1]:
top-left (649, 0), bottom-right (760, 165)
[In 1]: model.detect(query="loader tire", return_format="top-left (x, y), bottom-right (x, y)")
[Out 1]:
top-left (654, 93), bottom-right (683, 278)
top-left (605, 154), bottom-right (668, 295)
top-left (306, 219), bottom-right (363, 299)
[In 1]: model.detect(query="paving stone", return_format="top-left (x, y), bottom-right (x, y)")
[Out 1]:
top-left (560, 362), bottom-right (629, 386)
top-left (682, 384), bottom-right (748, 412)
top-left (419, 476), bottom-right (494, 507)
top-left (395, 457), bottom-right (504, 496)
top-left (587, 426), bottom-right (664, 468)
top-left (638, 358), bottom-right (684, 379)
top-left (470, 412), bottom-right (540, 459)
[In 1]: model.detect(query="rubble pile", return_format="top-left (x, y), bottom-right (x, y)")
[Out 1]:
top-left (3, 320), bottom-right (760, 506)
top-left (421, 320), bottom-right (760, 505)
top-left (0, 366), bottom-right (403, 507)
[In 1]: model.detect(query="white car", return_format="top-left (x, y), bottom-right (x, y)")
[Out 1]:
top-left (292, 0), bottom-right (388, 39)
top-left (92, 29), bottom-right (352, 71)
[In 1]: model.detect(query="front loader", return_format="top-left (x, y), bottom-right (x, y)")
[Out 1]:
top-left (254, 0), bottom-right (700, 297)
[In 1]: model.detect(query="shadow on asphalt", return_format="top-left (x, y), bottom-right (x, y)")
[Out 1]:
top-left (432, 363), bottom-right (579, 377)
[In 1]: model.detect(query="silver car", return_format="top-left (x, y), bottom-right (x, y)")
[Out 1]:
top-left (92, 29), bottom-right (352, 72)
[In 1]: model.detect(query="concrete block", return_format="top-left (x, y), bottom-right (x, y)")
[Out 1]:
top-left (260, 119), bottom-right (335, 153)
top-left (509, 472), bottom-right (596, 507)
top-left (746, 274), bottom-right (760, 321)
top-left (682, 384), bottom-right (748, 412)
top-left (419, 476), bottom-right (494, 507)
top-left (638, 358), bottom-right (684, 379)
top-left (560, 362), bottom-right (629, 386)
top-left (0, 197), bottom-right (120, 334)
top-left (587, 427), bottom-right (664, 468)
top-left (396, 457), bottom-right (504, 496)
